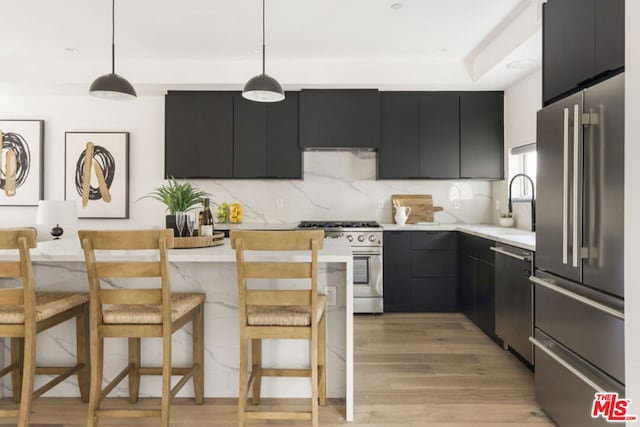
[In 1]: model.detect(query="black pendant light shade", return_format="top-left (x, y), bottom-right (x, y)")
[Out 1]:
top-left (242, 73), bottom-right (284, 102)
top-left (90, 0), bottom-right (137, 100)
top-left (89, 73), bottom-right (136, 99)
top-left (242, 0), bottom-right (284, 103)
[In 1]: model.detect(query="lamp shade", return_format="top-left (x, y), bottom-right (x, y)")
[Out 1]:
top-left (242, 74), bottom-right (285, 102)
top-left (89, 73), bottom-right (137, 100)
top-left (36, 200), bottom-right (78, 226)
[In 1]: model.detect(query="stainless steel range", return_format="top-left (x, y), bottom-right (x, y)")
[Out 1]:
top-left (298, 221), bottom-right (383, 313)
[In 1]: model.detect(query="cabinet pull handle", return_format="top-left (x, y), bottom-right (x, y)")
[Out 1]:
top-left (562, 107), bottom-right (569, 265)
top-left (529, 337), bottom-right (605, 393)
top-left (572, 104), bottom-right (580, 268)
top-left (529, 276), bottom-right (624, 320)
top-left (490, 246), bottom-right (531, 262)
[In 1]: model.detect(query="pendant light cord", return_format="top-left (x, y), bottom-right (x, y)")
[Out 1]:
top-left (262, 0), bottom-right (266, 75)
top-left (111, 0), bottom-right (116, 74)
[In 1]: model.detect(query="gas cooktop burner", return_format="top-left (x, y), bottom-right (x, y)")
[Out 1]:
top-left (298, 221), bottom-right (381, 229)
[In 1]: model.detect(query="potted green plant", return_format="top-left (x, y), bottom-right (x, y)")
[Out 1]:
top-left (141, 177), bottom-right (211, 236)
top-left (499, 212), bottom-right (514, 227)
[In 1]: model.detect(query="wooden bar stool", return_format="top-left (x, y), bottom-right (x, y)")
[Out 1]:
top-left (78, 229), bottom-right (205, 427)
top-left (0, 228), bottom-right (90, 427)
top-left (230, 230), bottom-right (327, 427)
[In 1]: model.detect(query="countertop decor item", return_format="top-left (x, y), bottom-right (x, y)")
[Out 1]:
top-left (89, 0), bottom-right (137, 99)
top-left (242, 0), bottom-right (284, 102)
top-left (36, 200), bottom-right (78, 239)
top-left (499, 212), bottom-right (514, 227)
top-left (391, 194), bottom-right (443, 224)
top-left (173, 232), bottom-right (224, 249)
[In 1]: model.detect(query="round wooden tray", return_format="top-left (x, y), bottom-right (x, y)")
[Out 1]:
top-left (174, 231), bottom-right (224, 249)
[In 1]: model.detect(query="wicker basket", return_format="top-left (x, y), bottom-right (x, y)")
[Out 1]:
top-left (173, 231), bottom-right (224, 249)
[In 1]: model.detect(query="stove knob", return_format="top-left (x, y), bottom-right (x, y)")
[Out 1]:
top-left (357, 235), bottom-right (365, 242)
top-left (347, 235), bottom-right (354, 242)
top-left (368, 234), bottom-right (377, 243)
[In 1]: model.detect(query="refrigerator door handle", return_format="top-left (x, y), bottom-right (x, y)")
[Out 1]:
top-left (572, 104), bottom-right (580, 268)
top-left (529, 276), bottom-right (625, 320)
top-left (529, 337), bottom-right (605, 393)
top-left (562, 107), bottom-right (569, 265)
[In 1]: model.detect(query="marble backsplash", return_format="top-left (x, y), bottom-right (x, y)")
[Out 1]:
top-left (189, 151), bottom-right (494, 225)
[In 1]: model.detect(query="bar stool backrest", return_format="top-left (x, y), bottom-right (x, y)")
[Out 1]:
top-left (0, 228), bottom-right (37, 316)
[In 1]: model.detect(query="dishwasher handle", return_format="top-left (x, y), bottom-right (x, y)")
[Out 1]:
top-left (490, 246), bottom-right (532, 262)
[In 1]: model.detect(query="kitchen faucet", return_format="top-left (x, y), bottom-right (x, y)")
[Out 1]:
top-left (508, 173), bottom-right (536, 232)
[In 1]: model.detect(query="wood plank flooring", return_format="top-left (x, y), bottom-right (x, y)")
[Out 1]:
top-left (0, 313), bottom-right (553, 426)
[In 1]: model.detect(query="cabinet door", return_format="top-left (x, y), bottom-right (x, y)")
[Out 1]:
top-left (419, 93), bottom-right (460, 178)
top-left (458, 235), bottom-right (476, 319)
top-left (594, 0), bottom-right (624, 77)
top-left (233, 93), bottom-right (267, 178)
top-left (267, 93), bottom-right (301, 178)
top-left (379, 92), bottom-right (420, 178)
top-left (543, 0), bottom-right (595, 104)
top-left (475, 259), bottom-right (495, 336)
top-left (411, 278), bottom-right (458, 312)
top-left (459, 92), bottom-right (503, 179)
top-left (383, 232), bottom-right (412, 311)
top-left (165, 92), bottom-right (233, 178)
top-left (299, 89), bottom-right (380, 149)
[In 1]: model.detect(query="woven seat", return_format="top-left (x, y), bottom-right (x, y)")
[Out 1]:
top-left (231, 230), bottom-right (327, 427)
top-left (247, 296), bottom-right (327, 327)
top-left (103, 293), bottom-right (205, 324)
top-left (0, 229), bottom-right (90, 427)
top-left (79, 230), bottom-right (204, 427)
top-left (0, 292), bottom-right (89, 324)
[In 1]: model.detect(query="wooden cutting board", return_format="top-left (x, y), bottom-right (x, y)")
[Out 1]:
top-left (391, 194), bottom-right (444, 224)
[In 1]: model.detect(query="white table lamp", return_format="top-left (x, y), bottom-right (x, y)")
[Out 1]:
top-left (36, 200), bottom-right (78, 239)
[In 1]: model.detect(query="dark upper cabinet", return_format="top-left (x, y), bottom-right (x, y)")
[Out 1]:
top-left (543, 0), bottom-right (624, 105)
top-left (233, 92), bottom-right (301, 179)
top-left (419, 93), bottom-right (460, 179)
top-left (266, 93), bottom-right (301, 178)
top-left (165, 91), bottom-right (234, 178)
top-left (594, 0), bottom-right (625, 77)
top-left (299, 89), bottom-right (380, 149)
top-left (378, 92), bottom-right (420, 178)
top-left (460, 92), bottom-right (504, 179)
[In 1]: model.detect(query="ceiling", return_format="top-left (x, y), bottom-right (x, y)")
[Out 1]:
top-left (0, 0), bottom-right (542, 94)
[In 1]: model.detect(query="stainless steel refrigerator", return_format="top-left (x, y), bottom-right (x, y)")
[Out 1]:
top-left (532, 72), bottom-right (625, 427)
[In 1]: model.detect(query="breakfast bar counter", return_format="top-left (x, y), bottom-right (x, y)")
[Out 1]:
top-left (0, 237), bottom-right (355, 421)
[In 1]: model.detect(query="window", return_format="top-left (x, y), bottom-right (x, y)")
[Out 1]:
top-left (509, 143), bottom-right (536, 199)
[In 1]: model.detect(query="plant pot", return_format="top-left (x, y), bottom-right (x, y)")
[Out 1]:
top-left (499, 217), bottom-right (514, 227)
top-left (166, 215), bottom-right (179, 237)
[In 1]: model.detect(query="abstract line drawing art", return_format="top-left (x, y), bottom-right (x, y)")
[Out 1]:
top-left (0, 120), bottom-right (44, 206)
top-left (65, 132), bottom-right (129, 219)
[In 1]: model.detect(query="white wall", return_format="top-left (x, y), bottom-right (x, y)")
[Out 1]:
top-left (492, 69), bottom-right (541, 230)
top-left (0, 93), bottom-right (493, 229)
top-left (625, 0), bottom-right (640, 408)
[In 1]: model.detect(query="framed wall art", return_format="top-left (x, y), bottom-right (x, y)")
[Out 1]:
top-left (65, 132), bottom-right (129, 219)
top-left (0, 120), bottom-right (44, 206)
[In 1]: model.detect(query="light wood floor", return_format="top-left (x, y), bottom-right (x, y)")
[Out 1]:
top-left (1, 313), bottom-right (554, 426)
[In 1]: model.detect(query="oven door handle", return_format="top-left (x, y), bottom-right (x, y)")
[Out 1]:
top-left (353, 249), bottom-right (382, 256)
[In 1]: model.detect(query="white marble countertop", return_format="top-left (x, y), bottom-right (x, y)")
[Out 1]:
top-left (381, 223), bottom-right (535, 251)
top-left (0, 238), bottom-right (354, 263)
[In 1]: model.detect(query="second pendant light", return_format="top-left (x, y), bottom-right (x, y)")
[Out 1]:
top-left (242, 0), bottom-right (284, 103)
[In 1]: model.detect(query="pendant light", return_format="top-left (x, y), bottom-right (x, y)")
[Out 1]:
top-left (89, 0), bottom-right (137, 100)
top-left (242, 0), bottom-right (284, 102)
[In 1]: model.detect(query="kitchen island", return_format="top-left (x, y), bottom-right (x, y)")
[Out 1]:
top-left (0, 237), bottom-right (354, 421)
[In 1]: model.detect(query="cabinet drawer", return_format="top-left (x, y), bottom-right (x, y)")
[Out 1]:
top-left (410, 232), bottom-right (457, 250)
top-left (410, 250), bottom-right (457, 277)
top-left (534, 272), bottom-right (624, 383)
top-left (411, 278), bottom-right (458, 312)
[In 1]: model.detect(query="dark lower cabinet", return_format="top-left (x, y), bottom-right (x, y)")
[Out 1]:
top-left (383, 231), bottom-right (458, 312)
top-left (165, 91), bottom-right (234, 178)
top-left (458, 233), bottom-right (497, 338)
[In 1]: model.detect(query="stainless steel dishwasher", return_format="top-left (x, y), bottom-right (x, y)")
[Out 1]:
top-left (492, 244), bottom-right (534, 365)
